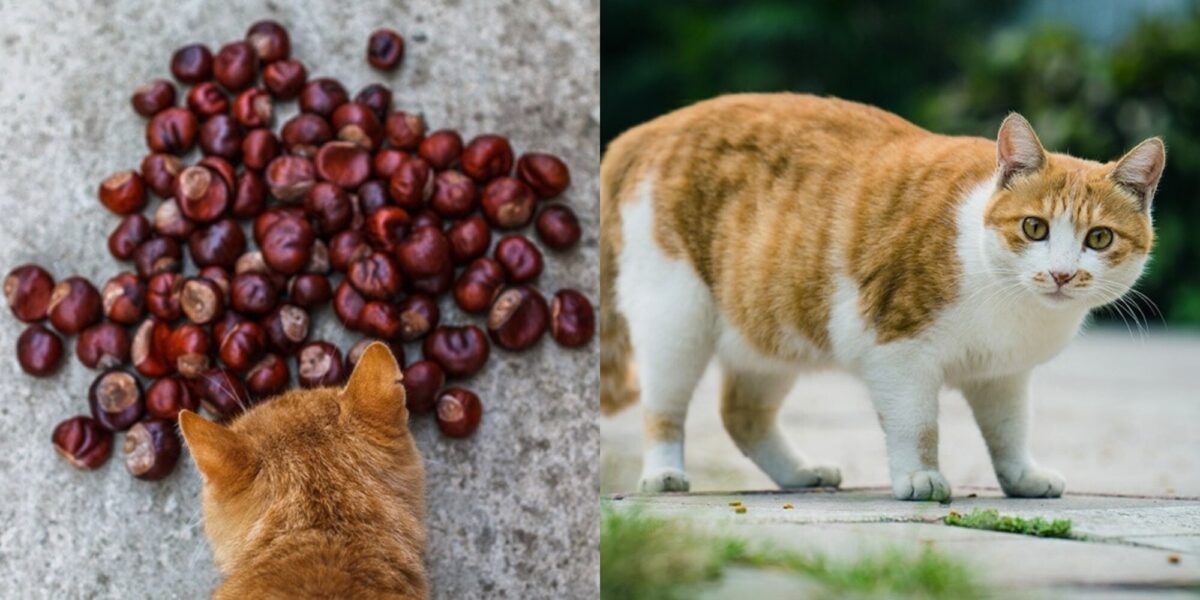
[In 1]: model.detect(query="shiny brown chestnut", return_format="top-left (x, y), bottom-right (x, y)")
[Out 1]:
top-left (52, 416), bottom-right (113, 469)
top-left (154, 199), bottom-right (196, 239)
top-left (355, 84), bottom-right (392, 121)
top-left (408, 267), bottom-right (454, 297)
top-left (402, 360), bottom-right (444, 413)
top-left (288, 274), bottom-right (332, 308)
top-left (192, 367), bottom-right (251, 419)
top-left (419, 129), bottom-right (463, 170)
top-left (261, 216), bottom-right (315, 274)
top-left (395, 225), bottom-right (452, 279)
top-left (167, 323), bottom-right (212, 378)
top-left (89, 369), bottom-right (144, 431)
top-left (246, 20), bottom-right (290, 63)
top-left (299, 78), bottom-right (349, 117)
top-left (98, 171), bottom-right (147, 215)
top-left (551, 289), bottom-right (595, 347)
top-left (494, 235), bottom-right (544, 283)
top-left (101, 273), bottom-right (145, 325)
top-left (487, 286), bottom-right (549, 351)
top-left (145, 376), bottom-right (199, 420)
top-left (265, 155), bottom-right (316, 200)
top-left (262, 58), bottom-right (307, 99)
top-left (140, 153), bottom-right (183, 197)
top-left (281, 112), bottom-right (332, 157)
top-left (232, 88), bottom-right (273, 128)
top-left (124, 419), bottom-right (182, 480)
top-left (175, 165), bottom-right (230, 223)
top-left (5, 264), bottom-right (54, 323)
top-left (170, 43), bottom-right (212, 83)
top-left (423, 325), bottom-right (490, 378)
top-left (179, 277), bottom-right (225, 325)
top-left (397, 294), bottom-right (440, 342)
top-left (132, 318), bottom-right (173, 378)
top-left (373, 149), bottom-right (407, 180)
top-left (186, 81), bottom-right (229, 117)
top-left (210, 310), bottom-right (245, 345)
top-left (333, 281), bottom-right (366, 330)
top-left (17, 324), bottom-right (63, 376)
top-left (388, 157), bottom-right (433, 211)
top-left (199, 114), bottom-right (243, 159)
top-left (77, 322), bottom-right (131, 369)
top-left (131, 80), bottom-right (176, 117)
top-left (109, 214), bottom-right (153, 261)
top-left (304, 182), bottom-right (353, 234)
top-left (447, 216), bottom-right (491, 265)
top-left (232, 170), bottom-right (268, 218)
top-left (411, 210), bottom-right (443, 231)
top-left (367, 29), bottom-right (405, 70)
top-left (198, 266), bottom-right (232, 302)
top-left (365, 206), bottom-right (411, 252)
top-left (347, 251), bottom-right (402, 300)
top-left (133, 237), bottom-right (183, 279)
top-left (359, 301), bottom-right (403, 340)
top-left (536, 204), bottom-right (582, 250)
top-left (230, 272), bottom-right (280, 315)
top-left (146, 107), bottom-right (198, 154)
top-left (315, 141), bottom-right (371, 189)
top-left (262, 304), bottom-right (310, 355)
top-left (188, 218), bottom-right (245, 269)
top-left (429, 170), bottom-right (478, 218)
top-left (358, 179), bottom-right (391, 216)
top-left (241, 129), bottom-right (280, 171)
top-left (297, 341), bottom-right (345, 388)
top-left (454, 258), bottom-right (506, 313)
top-left (48, 277), bottom-right (102, 335)
top-left (481, 177), bottom-right (536, 229)
top-left (462, 135), bottom-right (514, 182)
top-left (384, 111), bottom-right (425, 150)
top-left (436, 387), bottom-right (482, 438)
top-left (517, 152), bottom-right (571, 198)
top-left (145, 272), bottom-right (182, 321)
top-left (213, 41), bottom-right (258, 92)
top-left (329, 230), bottom-right (372, 272)
top-left (331, 102), bottom-right (383, 149)
top-left (245, 353), bottom-right (289, 399)
top-left (219, 320), bottom-right (266, 371)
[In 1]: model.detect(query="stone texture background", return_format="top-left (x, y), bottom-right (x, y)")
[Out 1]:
top-left (0, 0), bottom-right (599, 597)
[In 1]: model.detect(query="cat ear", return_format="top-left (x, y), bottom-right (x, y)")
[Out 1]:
top-left (178, 410), bottom-right (255, 486)
top-left (1110, 137), bottom-right (1165, 210)
top-left (340, 341), bottom-right (408, 432)
top-left (996, 113), bottom-right (1046, 186)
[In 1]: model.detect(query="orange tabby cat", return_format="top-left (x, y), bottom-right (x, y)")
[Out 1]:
top-left (179, 342), bottom-right (427, 598)
top-left (601, 93), bottom-right (1163, 500)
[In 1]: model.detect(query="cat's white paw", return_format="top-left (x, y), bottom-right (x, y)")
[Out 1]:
top-left (892, 469), bottom-right (951, 501)
top-left (778, 465), bottom-right (842, 489)
top-left (998, 466), bottom-right (1065, 498)
top-left (639, 468), bottom-right (690, 493)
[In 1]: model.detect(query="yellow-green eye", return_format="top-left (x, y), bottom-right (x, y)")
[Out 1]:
top-left (1022, 217), bottom-right (1048, 241)
top-left (1086, 227), bottom-right (1113, 251)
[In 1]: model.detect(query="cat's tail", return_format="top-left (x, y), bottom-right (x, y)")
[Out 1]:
top-left (598, 127), bottom-right (648, 415)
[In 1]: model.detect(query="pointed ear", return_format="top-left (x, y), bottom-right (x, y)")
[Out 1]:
top-left (179, 410), bottom-right (255, 487)
top-left (996, 113), bottom-right (1046, 186)
top-left (340, 342), bottom-right (408, 432)
top-left (1110, 137), bottom-right (1165, 210)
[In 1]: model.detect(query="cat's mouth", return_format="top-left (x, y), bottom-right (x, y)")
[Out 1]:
top-left (1041, 289), bottom-right (1075, 302)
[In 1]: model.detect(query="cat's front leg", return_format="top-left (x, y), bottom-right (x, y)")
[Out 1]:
top-left (864, 359), bottom-right (951, 501)
top-left (961, 373), bottom-right (1065, 498)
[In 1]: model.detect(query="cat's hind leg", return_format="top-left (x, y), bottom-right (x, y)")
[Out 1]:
top-left (719, 368), bottom-right (841, 488)
top-left (961, 372), bottom-right (1065, 498)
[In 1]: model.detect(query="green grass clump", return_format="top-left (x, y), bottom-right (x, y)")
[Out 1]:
top-left (601, 507), bottom-right (990, 600)
top-left (944, 508), bottom-right (1072, 538)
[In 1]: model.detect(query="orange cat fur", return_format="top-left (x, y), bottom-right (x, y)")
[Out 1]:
top-left (180, 342), bottom-right (427, 598)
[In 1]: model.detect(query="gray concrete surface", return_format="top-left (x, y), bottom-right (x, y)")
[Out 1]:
top-left (0, 1), bottom-right (599, 598)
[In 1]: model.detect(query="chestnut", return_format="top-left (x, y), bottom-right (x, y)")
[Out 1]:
top-left (359, 301), bottom-right (402, 340)
top-left (48, 277), bottom-right (102, 335)
top-left (517, 152), bottom-right (571, 198)
top-left (100, 273), bottom-right (144, 325)
top-left (355, 83), bottom-right (392, 121)
top-left (109, 214), bottom-right (153, 260)
top-left (429, 170), bottom-right (478, 218)
top-left (418, 129), bottom-right (463, 170)
top-left (145, 376), bottom-right (198, 420)
top-left (299, 78), bottom-right (349, 117)
top-left (265, 155), bottom-right (316, 200)
top-left (199, 266), bottom-right (232, 302)
top-left (397, 294), bottom-right (439, 342)
top-left (132, 319), bottom-right (173, 378)
top-left (550, 290), bottom-right (594, 347)
top-left (189, 218), bottom-right (246, 268)
top-left (329, 230), bottom-right (372, 272)
top-left (89, 369), bottom-right (144, 431)
top-left (315, 141), bottom-right (371, 189)
top-left (373, 149), bottom-right (407, 180)
top-left (536, 204), bottom-right (582, 250)
top-left (262, 304), bottom-right (310, 355)
top-left (358, 179), bottom-right (391, 216)
top-left (331, 102), bottom-right (383, 149)
top-left (384, 111), bottom-right (425, 150)
top-left (199, 114), bottom-right (244, 159)
top-left (242, 129), bottom-right (280, 172)
top-left (288, 274), bottom-right (332, 308)
top-left (52, 416), bottom-right (113, 470)
top-left (297, 341), bottom-right (345, 388)
top-left (408, 268), bottom-right (454, 297)
top-left (395, 227), bottom-right (450, 280)
top-left (388, 157), bottom-right (433, 211)
top-left (230, 273), bottom-right (280, 316)
top-left (411, 210), bottom-right (443, 231)
top-left (367, 29), bottom-right (405, 70)
top-left (246, 20), bottom-right (291, 63)
top-left (17, 324), bottom-right (63, 376)
top-left (423, 325), bottom-right (490, 378)
top-left (281, 112), bottom-right (332, 157)
top-left (186, 81), bottom-right (229, 118)
top-left (192, 367), bottom-right (251, 419)
top-left (200, 156), bottom-right (237, 188)
top-left (232, 170), bottom-right (268, 218)
top-left (481, 176), bottom-right (536, 229)
top-left (462, 134), bottom-right (514, 182)
top-left (170, 43), bottom-right (213, 83)
top-left (77, 322), bottom-right (131, 369)
top-left (131, 80), bottom-right (176, 117)
top-left (175, 165), bottom-right (230, 223)
top-left (232, 87), bottom-right (273, 128)
top-left (487, 286), bottom-right (549, 351)
top-left (179, 277), bottom-right (225, 325)
top-left (219, 320), bottom-right (266, 371)
top-left (447, 215), bottom-right (491, 265)
top-left (494, 235), bottom-right (544, 283)
top-left (5, 264), bottom-right (54, 323)
top-left (261, 216), bottom-right (315, 274)
top-left (210, 311), bottom-right (245, 345)
top-left (124, 419), bottom-right (182, 480)
top-left (146, 107), bottom-right (198, 155)
top-left (213, 41), bottom-right (258, 92)
top-left (436, 387), bottom-right (482, 438)
top-left (168, 322), bottom-right (212, 378)
top-left (304, 182), bottom-right (353, 234)
top-left (234, 251), bottom-right (286, 291)
top-left (348, 251), bottom-right (402, 300)
top-left (402, 360), bottom-right (444, 413)
top-left (140, 153), bottom-right (183, 197)
top-left (154, 199), bottom-right (196, 239)
top-left (245, 353), bottom-right (289, 399)
top-left (333, 281), bottom-right (366, 330)
top-left (144, 272), bottom-right (182, 321)
top-left (347, 338), bottom-right (405, 371)
top-left (133, 237), bottom-right (183, 279)
top-left (98, 170), bottom-right (148, 215)
top-left (263, 58), bottom-right (307, 99)
top-left (365, 206), bottom-right (411, 252)
top-left (454, 258), bottom-right (506, 313)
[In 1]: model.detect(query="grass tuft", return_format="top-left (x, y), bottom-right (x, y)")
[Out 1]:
top-left (944, 508), bottom-right (1073, 538)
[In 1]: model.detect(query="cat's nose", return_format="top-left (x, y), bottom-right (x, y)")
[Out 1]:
top-left (1049, 271), bottom-right (1075, 287)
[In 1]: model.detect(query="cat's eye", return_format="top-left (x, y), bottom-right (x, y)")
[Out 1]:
top-left (1086, 227), bottom-right (1114, 251)
top-left (1021, 217), bottom-right (1048, 241)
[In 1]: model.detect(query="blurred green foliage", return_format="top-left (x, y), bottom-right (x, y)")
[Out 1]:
top-left (602, 0), bottom-right (1200, 325)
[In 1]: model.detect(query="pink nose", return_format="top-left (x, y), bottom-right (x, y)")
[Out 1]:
top-left (1050, 271), bottom-right (1075, 287)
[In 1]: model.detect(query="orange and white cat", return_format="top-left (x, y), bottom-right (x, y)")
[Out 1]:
top-left (600, 94), bottom-right (1164, 501)
top-left (179, 342), bottom-right (427, 598)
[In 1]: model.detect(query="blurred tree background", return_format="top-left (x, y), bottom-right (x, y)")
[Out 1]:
top-left (602, 0), bottom-right (1200, 326)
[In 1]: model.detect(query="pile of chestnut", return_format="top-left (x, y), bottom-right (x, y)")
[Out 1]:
top-left (5, 21), bottom-right (593, 481)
